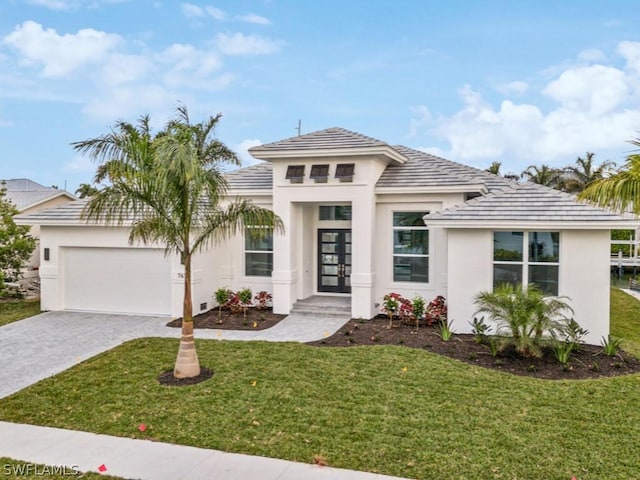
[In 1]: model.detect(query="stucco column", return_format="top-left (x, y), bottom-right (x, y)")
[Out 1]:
top-left (272, 199), bottom-right (298, 314)
top-left (350, 194), bottom-right (376, 318)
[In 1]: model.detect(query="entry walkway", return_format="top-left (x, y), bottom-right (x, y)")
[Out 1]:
top-left (0, 421), bottom-right (406, 480)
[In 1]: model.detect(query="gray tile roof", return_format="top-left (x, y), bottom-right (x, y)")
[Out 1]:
top-left (225, 162), bottom-right (272, 191)
top-left (376, 146), bottom-right (514, 190)
top-left (14, 200), bottom-right (89, 224)
top-left (2, 178), bottom-right (75, 210)
top-left (249, 127), bottom-right (388, 152)
top-left (424, 182), bottom-right (636, 223)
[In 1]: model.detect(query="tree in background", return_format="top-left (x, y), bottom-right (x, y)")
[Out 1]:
top-left (72, 105), bottom-right (283, 378)
top-left (485, 161), bottom-right (519, 181)
top-left (521, 164), bottom-right (563, 188)
top-left (560, 152), bottom-right (616, 193)
top-left (75, 183), bottom-right (99, 199)
top-left (0, 184), bottom-right (37, 295)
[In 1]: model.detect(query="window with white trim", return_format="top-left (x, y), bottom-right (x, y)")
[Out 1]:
top-left (245, 228), bottom-right (273, 277)
top-left (392, 212), bottom-right (429, 283)
top-left (493, 231), bottom-right (560, 295)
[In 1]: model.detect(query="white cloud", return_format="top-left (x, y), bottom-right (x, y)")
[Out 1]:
top-left (82, 85), bottom-right (175, 122)
top-left (497, 80), bottom-right (529, 96)
top-left (235, 139), bottom-right (263, 166)
top-left (181, 2), bottom-right (204, 18)
top-left (542, 64), bottom-right (628, 115)
top-left (416, 43), bottom-right (640, 168)
top-left (3, 21), bottom-right (121, 77)
top-left (181, 3), bottom-right (226, 20)
top-left (578, 48), bottom-right (606, 62)
top-left (26, 0), bottom-right (72, 10)
top-left (237, 13), bottom-right (271, 25)
top-left (205, 6), bottom-right (226, 20)
top-left (157, 43), bottom-right (222, 87)
top-left (215, 32), bottom-right (281, 55)
top-left (99, 53), bottom-right (152, 86)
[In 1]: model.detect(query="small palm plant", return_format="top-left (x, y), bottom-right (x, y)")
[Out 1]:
top-left (473, 283), bottom-right (573, 358)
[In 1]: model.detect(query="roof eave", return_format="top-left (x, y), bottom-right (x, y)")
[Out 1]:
top-left (248, 145), bottom-right (407, 164)
top-left (16, 191), bottom-right (77, 212)
top-left (375, 183), bottom-right (488, 195)
top-left (422, 219), bottom-right (640, 229)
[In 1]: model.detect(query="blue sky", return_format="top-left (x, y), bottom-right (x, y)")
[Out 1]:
top-left (2, 0), bottom-right (640, 194)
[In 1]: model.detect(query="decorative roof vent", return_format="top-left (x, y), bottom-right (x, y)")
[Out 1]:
top-left (335, 163), bottom-right (355, 182)
top-left (285, 165), bottom-right (305, 184)
top-left (310, 164), bottom-right (329, 183)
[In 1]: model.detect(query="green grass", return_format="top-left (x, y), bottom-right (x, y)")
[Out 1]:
top-left (0, 457), bottom-right (124, 479)
top-left (0, 289), bottom-right (639, 479)
top-left (0, 299), bottom-right (40, 327)
top-left (1, 339), bottom-right (640, 480)
top-left (610, 287), bottom-right (640, 357)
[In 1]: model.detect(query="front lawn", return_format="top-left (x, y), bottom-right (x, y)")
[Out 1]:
top-left (610, 287), bottom-right (640, 356)
top-left (0, 299), bottom-right (40, 327)
top-left (1, 338), bottom-right (639, 480)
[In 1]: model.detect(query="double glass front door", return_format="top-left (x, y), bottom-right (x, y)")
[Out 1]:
top-left (318, 229), bottom-right (351, 293)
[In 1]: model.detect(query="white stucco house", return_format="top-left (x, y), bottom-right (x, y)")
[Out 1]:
top-left (3, 178), bottom-right (76, 276)
top-left (14, 128), bottom-right (639, 344)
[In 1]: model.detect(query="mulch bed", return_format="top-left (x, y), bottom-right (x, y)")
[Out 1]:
top-left (167, 307), bottom-right (286, 330)
top-left (157, 367), bottom-right (213, 386)
top-left (307, 316), bottom-right (640, 380)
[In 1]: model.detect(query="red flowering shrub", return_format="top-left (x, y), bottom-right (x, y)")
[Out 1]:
top-left (254, 291), bottom-right (272, 310)
top-left (425, 295), bottom-right (447, 325)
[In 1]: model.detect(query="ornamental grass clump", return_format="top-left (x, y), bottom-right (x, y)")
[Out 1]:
top-left (473, 283), bottom-right (573, 358)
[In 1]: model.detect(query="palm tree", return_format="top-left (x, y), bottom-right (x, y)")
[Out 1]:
top-left (474, 283), bottom-right (573, 358)
top-left (560, 152), bottom-right (615, 193)
top-left (521, 164), bottom-right (563, 189)
top-left (579, 152), bottom-right (640, 214)
top-left (75, 183), bottom-right (99, 199)
top-left (71, 106), bottom-right (283, 378)
top-left (485, 161), bottom-right (519, 181)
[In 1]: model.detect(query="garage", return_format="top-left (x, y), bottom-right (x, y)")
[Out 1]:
top-left (62, 247), bottom-right (172, 315)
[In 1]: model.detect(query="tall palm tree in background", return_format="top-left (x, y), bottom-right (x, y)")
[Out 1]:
top-left (75, 183), bottom-right (99, 199)
top-left (560, 152), bottom-right (616, 193)
top-left (521, 164), bottom-right (563, 189)
top-left (72, 105), bottom-right (283, 378)
top-left (485, 161), bottom-right (519, 181)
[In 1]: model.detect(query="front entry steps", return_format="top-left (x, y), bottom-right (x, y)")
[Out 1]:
top-left (290, 295), bottom-right (351, 317)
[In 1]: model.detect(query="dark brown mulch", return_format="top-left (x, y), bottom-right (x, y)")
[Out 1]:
top-left (157, 367), bottom-right (213, 386)
top-left (307, 316), bottom-right (640, 380)
top-left (166, 307), bottom-right (286, 330)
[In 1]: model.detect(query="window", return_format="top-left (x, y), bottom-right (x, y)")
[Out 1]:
top-left (285, 165), bottom-right (305, 183)
top-left (392, 212), bottom-right (429, 283)
top-left (335, 163), bottom-right (355, 182)
top-left (310, 164), bottom-right (329, 183)
top-left (245, 228), bottom-right (273, 277)
top-left (319, 205), bottom-right (352, 221)
top-left (493, 231), bottom-right (560, 295)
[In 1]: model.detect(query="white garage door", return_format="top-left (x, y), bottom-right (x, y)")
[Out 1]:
top-left (63, 247), bottom-right (172, 315)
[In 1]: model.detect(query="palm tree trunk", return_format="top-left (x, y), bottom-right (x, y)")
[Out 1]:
top-left (173, 252), bottom-right (201, 378)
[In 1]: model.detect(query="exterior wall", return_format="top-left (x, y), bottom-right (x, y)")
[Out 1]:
top-left (38, 225), bottom-right (190, 317)
top-left (270, 157), bottom-right (389, 317)
top-left (559, 230), bottom-right (610, 344)
top-left (373, 193), bottom-right (466, 315)
top-left (20, 195), bottom-right (75, 275)
top-left (446, 228), bottom-right (610, 345)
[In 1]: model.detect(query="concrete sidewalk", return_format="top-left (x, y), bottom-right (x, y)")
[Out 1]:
top-left (0, 422), bottom-right (407, 480)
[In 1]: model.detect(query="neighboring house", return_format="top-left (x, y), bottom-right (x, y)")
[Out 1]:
top-left (14, 128), bottom-right (639, 343)
top-left (3, 179), bottom-right (76, 277)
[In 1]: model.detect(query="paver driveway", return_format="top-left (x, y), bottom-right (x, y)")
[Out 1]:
top-left (0, 310), bottom-right (348, 399)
